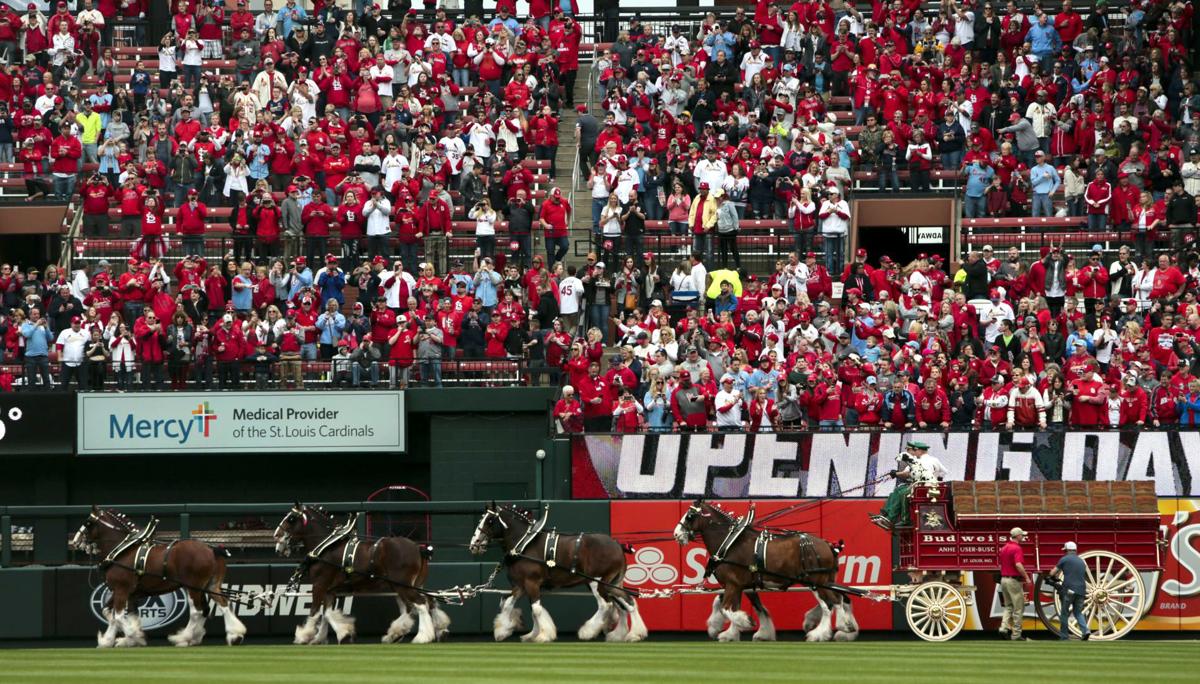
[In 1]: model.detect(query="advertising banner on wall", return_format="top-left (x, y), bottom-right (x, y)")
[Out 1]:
top-left (0, 393), bottom-right (75, 455)
top-left (611, 499), bottom-right (894, 632)
top-left (573, 431), bottom-right (1200, 499)
top-left (77, 391), bottom-right (405, 455)
top-left (612, 498), bottom-right (1200, 634)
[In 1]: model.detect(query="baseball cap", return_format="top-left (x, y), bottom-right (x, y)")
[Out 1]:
top-left (1063, 541), bottom-right (1077, 551)
top-left (1010, 527), bottom-right (1027, 539)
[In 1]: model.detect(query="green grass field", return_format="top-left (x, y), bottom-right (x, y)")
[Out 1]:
top-left (0, 640), bottom-right (1195, 683)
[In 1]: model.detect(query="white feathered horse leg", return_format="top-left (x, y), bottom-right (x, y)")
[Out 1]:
top-left (578, 582), bottom-right (610, 641)
top-left (705, 596), bottom-right (725, 639)
top-left (97, 607), bottom-right (119, 648)
top-left (493, 594), bottom-right (521, 641)
top-left (748, 592), bottom-right (777, 642)
top-left (805, 597), bottom-right (835, 642)
top-left (833, 599), bottom-right (860, 642)
top-left (382, 598), bottom-right (415, 644)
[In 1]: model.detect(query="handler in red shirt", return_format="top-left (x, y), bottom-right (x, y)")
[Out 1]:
top-left (998, 527), bottom-right (1030, 641)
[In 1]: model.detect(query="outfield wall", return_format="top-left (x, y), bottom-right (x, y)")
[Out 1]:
top-left (2, 497), bottom-right (1196, 639)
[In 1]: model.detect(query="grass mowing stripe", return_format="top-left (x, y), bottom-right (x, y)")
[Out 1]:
top-left (4, 640), bottom-right (1197, 684)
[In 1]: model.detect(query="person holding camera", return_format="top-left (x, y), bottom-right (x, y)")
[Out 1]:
top-left (80, 174), bottom-right (113, 237)
top-left (468, 197), bottom-right (498, 260)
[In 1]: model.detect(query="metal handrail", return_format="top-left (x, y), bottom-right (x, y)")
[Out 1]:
top-left (0, 499), bottom-right (543, 517)
top-left (58, 200), bottom-right (84, 275)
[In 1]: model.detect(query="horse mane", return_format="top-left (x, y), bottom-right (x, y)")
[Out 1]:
top-left (499, 504), bottom-right (534, 523)
top-left (703, 501), bottom-right (736, 524)
top-left (104, 509), bottom-right (137, 532)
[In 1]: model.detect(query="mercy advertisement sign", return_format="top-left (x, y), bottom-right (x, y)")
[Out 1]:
top-left (77, 391), bottom-right (405, 454)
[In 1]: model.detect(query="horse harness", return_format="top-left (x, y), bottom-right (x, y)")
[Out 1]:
top-left (509, 508), bottom-right (549, 558)
top-left (102, 517), bottom-right (177, 581)
top-left (701, 514), bottom-right (865, 596)
top-left (704, 508), bottom-right (755, 579)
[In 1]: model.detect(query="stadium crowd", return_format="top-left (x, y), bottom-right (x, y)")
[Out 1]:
top-left (0, 0), bottom-right (1196, 425)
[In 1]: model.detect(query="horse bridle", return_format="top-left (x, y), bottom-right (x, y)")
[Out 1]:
top-left (70, 509), bottom-right (133, 556)
top-left (273, 505), bottom-right (310, 556)
top-left (469, 508), bottom-right (509, 554)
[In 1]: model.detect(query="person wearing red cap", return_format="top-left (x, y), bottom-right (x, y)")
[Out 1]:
top-left (55, 315), bottom-right (89, 390)
top-left (1006, 374), bottom-right (1047, 429)
top-left (1084, 171), bottom-right (1112, 232)
top-left (1069, 361), bottom-right (1109, 427)
top-left (177, 188), bottom-right (208, 257)
top-left (539, 187), bottom-right (571, 267)
top-left (301, 192), bottom-right (335, 268)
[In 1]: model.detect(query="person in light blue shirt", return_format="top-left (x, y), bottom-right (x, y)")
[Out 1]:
top-left (472, 259), bottom-right (502, 310)
top-left (275, 0), bottom-right (308, 38)
top-left (20, 308), bottom-right (55, 389)
top-left (231, 265), bottom-right (254, 313)
top-left (488, 10), bottom-right (521, 36)
top-left (1025, 15), bottom-right (1061, 62)
top-left (643, 381), bottom-right (674, 432)
top-left (962, 159), bottom-right (995, 218)
top-left (88, 92), bottom-right (114, 129)
top-left (1029, 151), bottom-right (1061, 216)
top-left (316, 299), bottom-right (347, 347)
top-left (247, 140), bottom-right (271, 182)
top-left (287, 260), bottom-right (314, 300)
top-left (703, 31), bottom-right (736, 60)
top-left (1064, 333), bottom-right (1094, 356)
top-left (747, 357), bottom-right (780, 400)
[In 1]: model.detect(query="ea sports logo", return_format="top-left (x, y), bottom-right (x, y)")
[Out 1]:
top-left (625, 546), bottom-right (677, 586)
top-left (90, 585), bottom-right (188, 631)
top-left (0, 407), bottom-right (22, 441)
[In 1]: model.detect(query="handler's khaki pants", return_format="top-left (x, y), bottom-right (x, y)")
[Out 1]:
top-left (1000, 577), bottom-right (1026, 638)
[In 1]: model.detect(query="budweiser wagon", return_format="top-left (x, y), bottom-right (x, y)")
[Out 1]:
top-left (890, 480), bottom-right (1163, 641)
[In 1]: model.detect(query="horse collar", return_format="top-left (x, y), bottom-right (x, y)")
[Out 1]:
top-left (103, 517), bottom-right (158, 566)
top-left (712, 508), bottom-right (754, 564)
top-left (510, 507), bottom-right (549, 557)
top-left (309, 513), bottom-right (359, 560)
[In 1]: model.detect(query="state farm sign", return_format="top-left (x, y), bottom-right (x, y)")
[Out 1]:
top-left (611, 500), bottom-right (893, 631)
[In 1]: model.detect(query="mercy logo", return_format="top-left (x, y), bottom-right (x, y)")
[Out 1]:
top-left (109, 403), bottom-right (218, 444)
top-left (192, 402), bottom-right (218, 436)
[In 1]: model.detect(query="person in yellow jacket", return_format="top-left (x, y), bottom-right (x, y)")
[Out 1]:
top-left (75, 101), bottom-right (104, 165)
top-left (687, 182), bottom-right (719, 262)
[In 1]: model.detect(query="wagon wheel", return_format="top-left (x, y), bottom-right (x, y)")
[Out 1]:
top-left (1034, 551), bottom-right (1146, 641)
top-left (905, 581), bottom-right (967, 642)
top-left (1032, 575), bottom-right (1067, 638)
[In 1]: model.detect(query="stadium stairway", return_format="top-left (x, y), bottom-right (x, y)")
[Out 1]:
top-left (565, 75), bottom-right (593, 269)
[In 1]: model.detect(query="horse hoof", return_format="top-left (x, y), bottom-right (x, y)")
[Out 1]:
top-left (717, 629), bottom-right (740, 642)
top-left (227, 634), bottom-right (245, 646)
top-left (532, 633), bottom-right (555, 643)
top-left (519, 632), bottom-right (537, 643)
top-left (624, 631), bottom-right (647, 643)
top-left (381, 633), bottom-right (399, 644)
top-left (753, 632), bottom-right (776, 642)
